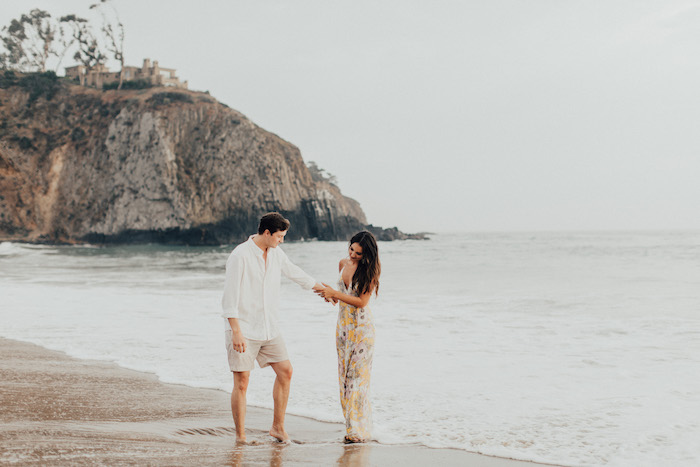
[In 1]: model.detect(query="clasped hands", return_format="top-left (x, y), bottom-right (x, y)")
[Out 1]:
top-left (313, 283), bottom-right (338, 305)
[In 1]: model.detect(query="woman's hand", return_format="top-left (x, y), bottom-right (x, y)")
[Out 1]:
top-left (315, 283), bottom-right (338, 301)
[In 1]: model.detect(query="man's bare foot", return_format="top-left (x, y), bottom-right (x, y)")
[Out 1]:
top-left (235, 437), bottom-right (248, 445)
top-left (269, 427), bottom-right (290, 443)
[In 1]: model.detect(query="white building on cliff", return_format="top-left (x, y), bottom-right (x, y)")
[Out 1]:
top-left (65, 59), bottom-right (188, 89)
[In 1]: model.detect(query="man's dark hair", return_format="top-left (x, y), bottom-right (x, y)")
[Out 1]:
top-left (258, 212), bottom-right (291, 235)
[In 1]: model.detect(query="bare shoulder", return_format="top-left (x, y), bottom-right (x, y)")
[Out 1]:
top-left (338, 257), bottom-right (349, 272)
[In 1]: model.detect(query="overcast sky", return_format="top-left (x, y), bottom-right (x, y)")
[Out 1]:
top-left (3, 1), bottom-right (699, 233)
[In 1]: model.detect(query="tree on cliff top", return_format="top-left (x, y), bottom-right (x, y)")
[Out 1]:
top-left (59, 14), bottom-right (107, 85)
top-left (90, 0), bottom-right (125, 90)
top-left (307, 161), bottom-right (338, 186)
top-left (0, 9), bottom-right (72, 73)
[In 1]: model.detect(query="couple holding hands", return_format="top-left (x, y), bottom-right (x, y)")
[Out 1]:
top-left (221, 212), bottom-right (381, 444)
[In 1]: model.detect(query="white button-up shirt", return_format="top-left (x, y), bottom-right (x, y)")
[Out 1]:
top-left (221, 236), bottom-right (316, 341)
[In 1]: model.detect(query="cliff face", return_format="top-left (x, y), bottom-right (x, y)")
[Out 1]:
top-left (0, 75), bottom-right (377, 245)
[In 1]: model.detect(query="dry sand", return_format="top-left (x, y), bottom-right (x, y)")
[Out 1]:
top-left (0, 338), bottom-right (556, 466)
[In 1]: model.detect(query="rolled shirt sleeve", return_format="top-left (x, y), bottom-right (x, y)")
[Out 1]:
top-left (221, 253), bottom-right (243, 319)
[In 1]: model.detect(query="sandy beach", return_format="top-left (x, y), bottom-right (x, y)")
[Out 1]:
top-left (0, 338), bottom-right (555, 466)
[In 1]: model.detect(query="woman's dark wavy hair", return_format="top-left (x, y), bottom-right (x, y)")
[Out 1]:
top-left (350, 231), bottom-right (381, 296)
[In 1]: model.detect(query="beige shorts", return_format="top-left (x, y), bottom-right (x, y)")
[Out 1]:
top-left (225, 330), bottom-right (289, 372)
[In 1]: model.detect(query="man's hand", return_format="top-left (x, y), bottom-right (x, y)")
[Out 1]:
top-left (317, 283), bottom-right (338, 300)
top-left (231, 329), bottom-right (247, 353)
top-left (313, 283), bottom-right (338, 305)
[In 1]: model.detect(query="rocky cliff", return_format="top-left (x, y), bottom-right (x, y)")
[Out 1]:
top-left (0, 72), bottom-right (418, 245)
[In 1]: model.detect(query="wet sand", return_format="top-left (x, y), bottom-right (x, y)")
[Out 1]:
top-left (0, 338), bottom-right (555, 466)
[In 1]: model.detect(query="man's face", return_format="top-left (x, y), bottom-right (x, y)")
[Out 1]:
top-left (266, 229), bottom-right (287, 248)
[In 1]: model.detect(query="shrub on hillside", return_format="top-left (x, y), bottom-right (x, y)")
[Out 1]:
top-left (71, 127), bottom-right (86, 142)
top-left (18, 136), bottom-right (32, 149)
top-left (147, 91), bottom-right (193, 106)
top-left (18, 71), bottom-right (61, 103)
top-left (103, 79), bottom-right (152, 90)
top-left (0, 70), bottom-right (18, 89)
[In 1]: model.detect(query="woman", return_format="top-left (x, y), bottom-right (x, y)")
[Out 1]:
top-left (317, 231), bottom-right (381, 443)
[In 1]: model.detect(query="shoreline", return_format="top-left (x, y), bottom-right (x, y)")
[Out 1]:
top-left (0, 337), bottom-right (556, 466)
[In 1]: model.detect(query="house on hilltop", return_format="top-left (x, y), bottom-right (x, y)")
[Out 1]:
top-left (65, 59), bottom-right (188, 89)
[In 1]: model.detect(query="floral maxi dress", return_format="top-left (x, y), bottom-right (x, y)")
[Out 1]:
top-left (336, 274), bottom-right (375, 441)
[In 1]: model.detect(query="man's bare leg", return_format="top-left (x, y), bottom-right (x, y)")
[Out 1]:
top-left (232, 371), bottom-right (250, 443)
top-left (268, 360), bottom-right (293, 442)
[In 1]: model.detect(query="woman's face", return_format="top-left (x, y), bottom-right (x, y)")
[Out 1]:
top-left (348, 242), bottom-right (364, 262)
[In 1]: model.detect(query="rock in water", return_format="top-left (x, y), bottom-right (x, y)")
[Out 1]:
top-left (0, 74), bottom-right (416, 245)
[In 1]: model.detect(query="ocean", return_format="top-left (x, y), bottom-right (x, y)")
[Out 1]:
top-left (1, 231), bottom-right (699, 466)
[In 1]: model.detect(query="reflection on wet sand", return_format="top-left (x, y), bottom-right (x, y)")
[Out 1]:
top-left (229, 441), bottom-right (288, 467)
top-left (228, 441), bottom-right (372, 467)
top-left (337, 443), bottom-right (370, 466)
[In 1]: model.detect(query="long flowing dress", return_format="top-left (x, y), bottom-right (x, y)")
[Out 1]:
top-left (336, 272), bottom-right (375, 441)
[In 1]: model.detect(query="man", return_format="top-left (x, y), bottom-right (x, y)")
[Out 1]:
top-left (222, 212), bottom-right (323, 443)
